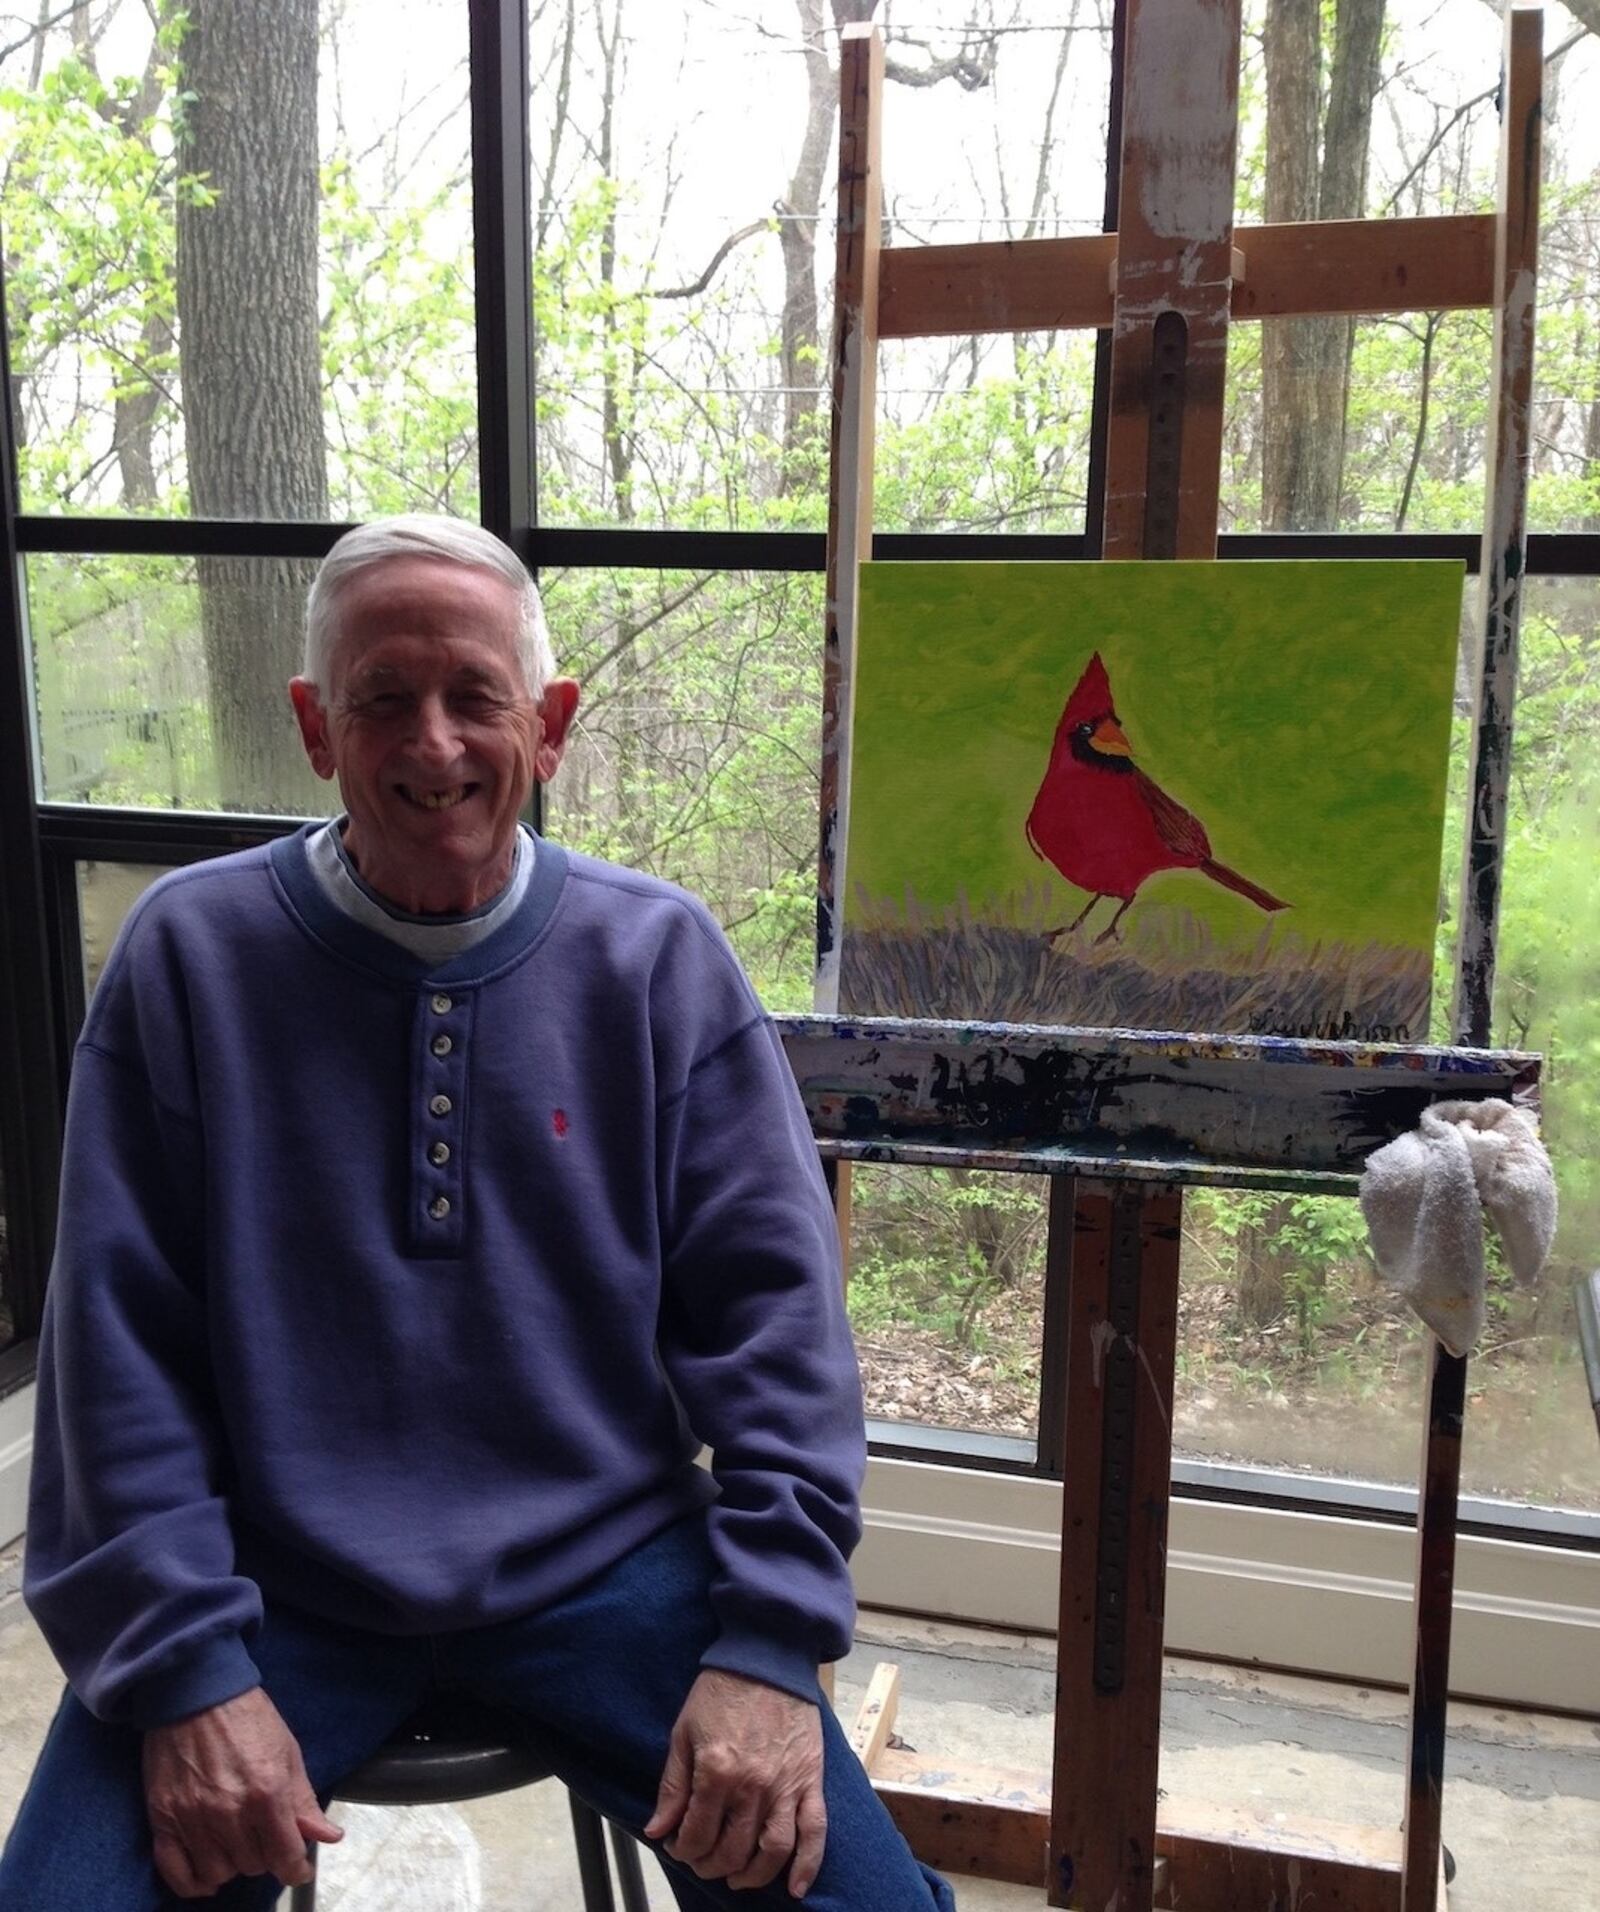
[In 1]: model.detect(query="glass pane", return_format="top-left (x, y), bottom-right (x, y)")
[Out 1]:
top-left (875, 1), bottom-right (1112, 247)
top-left (876, 330), bottom-right (1097, 535)
top-left (1478, 575), bottom-right (1600, 1513)
top-left (532, 2), bottom-right (1112, 533)
top-left (28, 554), bottom-right (329, 816)
top-left (540, 566), bottom-right (823, 1011)
top-left (1, 0), bottom-right (474, 520)
top-left (1527, 26), bottom-right (1600, 533)
top-left (1223, 311), bottom-right (1493, 535)
top-left (1176, 1187), bottom-right (1427, 1487)
top-left (531, 0), bottom-right (810, 531)
top-left (1175, 572), bottom-right (1599, 1519)
top-left (1226, 1), bottom-right (1600, 538)
top-left (1172, 565), bottom-right (1437, 1493)
top-left (1237, 0), bottom-right (1504, 233)
top-left (78, 863), bottom-right (177, 997)
top-left (848, 1162), bottom-right (1043, 1444)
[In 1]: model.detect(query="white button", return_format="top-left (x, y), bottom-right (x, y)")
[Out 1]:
top-left (431, 993), bottom-right (452, 1015)
top-left (431, 1034), bottom-right (453, 1057)
top-left (429, 1093), bottom-right (452, 1117)
top-left (429, 1195), bottom-right (451, 1220)
top-left (429, 1141), bottom-right (451, 1166)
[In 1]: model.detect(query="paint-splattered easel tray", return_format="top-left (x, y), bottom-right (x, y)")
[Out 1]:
top-left (775, 1015), bottom-right (1539, 1191)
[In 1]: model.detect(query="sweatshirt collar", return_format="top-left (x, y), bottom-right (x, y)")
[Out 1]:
top-left (270, 821), bottom-right (569, 986)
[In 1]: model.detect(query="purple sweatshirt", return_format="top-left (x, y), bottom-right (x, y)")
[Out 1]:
top-left (25, 826), bottom-right (864, 1726)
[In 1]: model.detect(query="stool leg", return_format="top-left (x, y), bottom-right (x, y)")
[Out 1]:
top-left (608, 1821), bottom-right (651, 1912)
top-left (568, 1793), bottom-right (618, 1912)
top-left (285, 1847), bottom-right (317, 1911)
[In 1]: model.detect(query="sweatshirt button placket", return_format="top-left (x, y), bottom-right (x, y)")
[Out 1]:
top-left (415, 986), bottom-right (469, 1252)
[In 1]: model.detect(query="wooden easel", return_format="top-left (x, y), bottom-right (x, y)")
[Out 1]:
top-left (810, 6), bottom-right (1544, 1910)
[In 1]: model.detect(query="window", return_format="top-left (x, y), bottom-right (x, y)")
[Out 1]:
top-left (28, 555), bottom-right (326, 816)
top-left (1, 1), bottom-right (1595, 1691)
top-left (3, 0), bottom-right (475, 524)
top-left (532, 3), bottom-right (1113, 536)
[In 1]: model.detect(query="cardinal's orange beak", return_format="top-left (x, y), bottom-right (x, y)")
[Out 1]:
top-left (1092, 716), bottom-right (1132, 757)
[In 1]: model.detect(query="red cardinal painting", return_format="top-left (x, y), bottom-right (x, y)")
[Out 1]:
top-left (1026, 653), bottom-right (1289, 943)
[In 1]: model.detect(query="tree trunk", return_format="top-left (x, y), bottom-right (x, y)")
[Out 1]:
top-left (1261, 0), bottom-right (1321, 531)
top-left (1260, 0), bottom-right (1384, 533)
top-left (774, 0), bottom-right (849, 495)
top-left (1235, 1198), bottom-right (1296, 1329)
top-left (1310, 0), bottom-right (1384, 520)
top-left (112, 305), bottom-right (171, 510)
top-left (175, 0), bottom-right (329, 813)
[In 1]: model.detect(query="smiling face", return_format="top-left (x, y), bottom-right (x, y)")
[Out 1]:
top-left (289, 556), bottom-right (578, 914)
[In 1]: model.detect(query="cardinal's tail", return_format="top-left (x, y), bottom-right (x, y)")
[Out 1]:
top-left (1201, 859), bottom-right (1289, 912)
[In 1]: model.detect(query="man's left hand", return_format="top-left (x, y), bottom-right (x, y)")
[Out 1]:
top-left (644, 1667), bottom-right (826, 1897)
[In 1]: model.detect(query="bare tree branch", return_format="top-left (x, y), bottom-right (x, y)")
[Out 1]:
top-left (0, 0), bottom-right (77, 79)
top-left (1383, 28), bottom-right (1585, 215)
top-left (654, 218), bottom-right (767, 300)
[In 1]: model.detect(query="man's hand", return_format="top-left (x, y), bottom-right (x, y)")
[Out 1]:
top-left (142, 1686), bottom-right (343, 1898)
top-left (644, 1667), bottom-right (826, 1897)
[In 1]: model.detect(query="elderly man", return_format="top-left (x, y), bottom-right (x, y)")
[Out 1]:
top-left (0, 516), bottom-right (954, 1910)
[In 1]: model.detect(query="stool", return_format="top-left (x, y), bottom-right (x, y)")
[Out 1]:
top-left (284, 1695), bottom-right (650, 1910)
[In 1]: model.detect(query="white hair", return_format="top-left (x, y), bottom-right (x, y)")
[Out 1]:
top-left (303, 515), bottom-right (557, 695)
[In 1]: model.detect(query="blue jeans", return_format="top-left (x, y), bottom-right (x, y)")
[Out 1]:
top-left (0, 1513), bottom-right (954, 1910)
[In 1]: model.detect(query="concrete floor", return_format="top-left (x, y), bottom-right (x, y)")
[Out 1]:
top-left (2, 1545), bottom-right (1595, 1910)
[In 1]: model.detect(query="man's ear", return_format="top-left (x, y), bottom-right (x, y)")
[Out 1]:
top-left (289, 678), bottom-right (338, 781)
top-left (533, 677), bottom-right (581, 783)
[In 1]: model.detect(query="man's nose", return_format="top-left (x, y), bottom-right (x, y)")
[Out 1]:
top-left (409, 694), bottom-right (464, 762)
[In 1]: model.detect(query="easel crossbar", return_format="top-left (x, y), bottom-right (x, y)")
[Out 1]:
top-left (879, 215), bottom-right (1497, 340)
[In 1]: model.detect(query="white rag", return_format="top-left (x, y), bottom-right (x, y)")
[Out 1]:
top-left (1357, 1099), bottom-right (1557, 1358)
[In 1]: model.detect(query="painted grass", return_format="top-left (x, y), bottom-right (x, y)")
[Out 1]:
top-left (843, 886), bottom-right (1431, 1040)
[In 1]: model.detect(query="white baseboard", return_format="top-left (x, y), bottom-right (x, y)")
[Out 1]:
top-left (0, 1385), bottom-right (32, 1552)
top-left (856, 1456), bottom-right (1600, 1716)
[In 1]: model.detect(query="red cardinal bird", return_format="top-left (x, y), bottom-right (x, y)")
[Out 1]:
top-left (1026, 652), bottom-right (1289, 943)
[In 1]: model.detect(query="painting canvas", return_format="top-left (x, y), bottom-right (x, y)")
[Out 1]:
top-left (841, 561), bottom-right (1464, 1043)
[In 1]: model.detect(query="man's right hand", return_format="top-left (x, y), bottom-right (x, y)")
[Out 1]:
top-left (142, 1685), bottom-right (343, 1898)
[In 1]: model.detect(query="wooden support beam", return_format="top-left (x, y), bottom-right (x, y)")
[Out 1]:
top-left (1400, 1345), bottom-right (1469, 1912)
top-left (879, 233), bottom-right (1117, 338)
top-left (872, 1766), bottom-right (1402, 1910)
top-left (1051, 1180), bottom-right (1182, 1908)
top-left (815, 24), bottom-right (882, 1013)
top-left (1050, 8), bottom-right (1241, 1906)
top-left (848, 1661), bottom-right (901, 1771)
top-left (1452, 4), bottom-right (1543, 1050)
top-left (1100, 0), bottom-right (1241, 563)
top-left (875, 1776), bottom-right (1049, 1890)
top-left (1233, 216), bottom-right (1496, 320)
top-left (877, 216), bottom-right (1497, 339)
top-left (1407, 16), bottom-right (1543, 1912)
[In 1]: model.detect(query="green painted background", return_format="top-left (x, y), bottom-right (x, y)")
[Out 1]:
top-left (846, 560), bottom-right (1464, 951)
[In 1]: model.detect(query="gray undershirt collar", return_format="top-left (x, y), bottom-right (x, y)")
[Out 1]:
top-left (307, 818), bottom-right (535, 962)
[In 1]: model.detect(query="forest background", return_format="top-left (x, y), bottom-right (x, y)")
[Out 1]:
top-left (2, 0), bottom-right (1596, 1511)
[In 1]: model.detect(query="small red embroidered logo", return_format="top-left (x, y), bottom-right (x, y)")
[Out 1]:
top-left (552, 1109), bottom-right (569, 1138)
